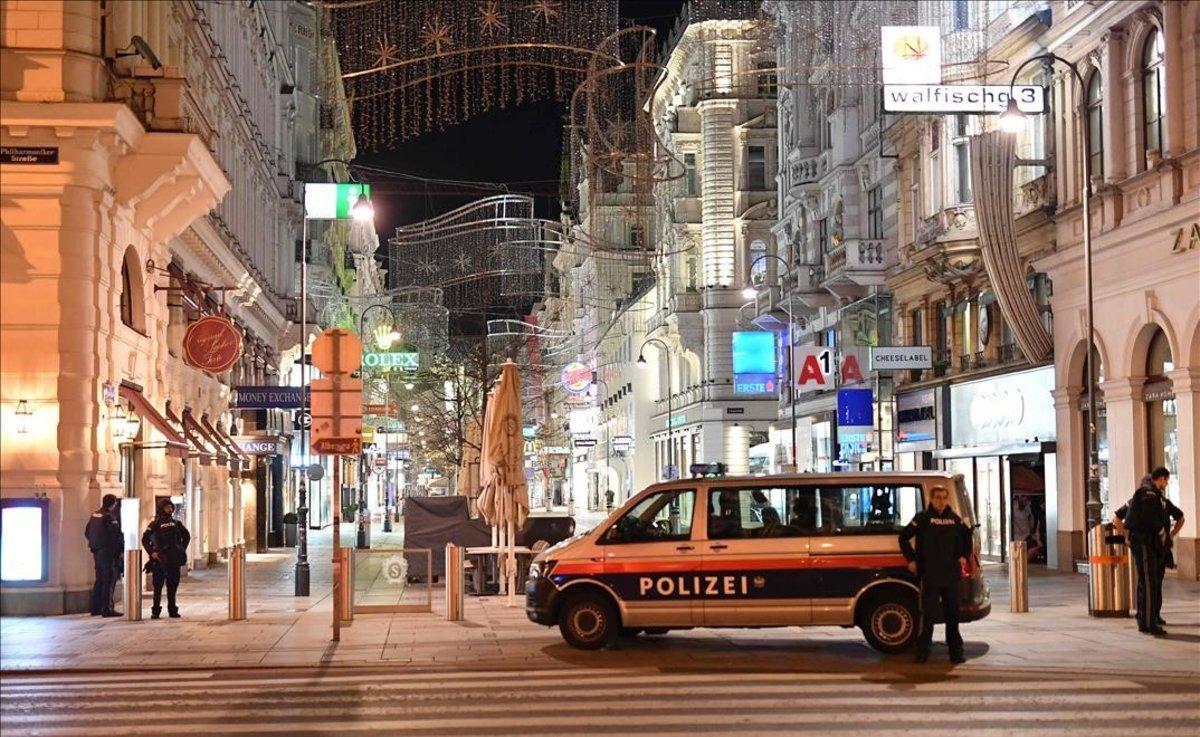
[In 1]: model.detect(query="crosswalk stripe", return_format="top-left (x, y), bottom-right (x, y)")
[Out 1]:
top-left (0, 674), bottom-right (1147, 698)
top-left (3, 691), bottom-right (1195, 723)
top-left (4, 709), bottom-right (1199, 737)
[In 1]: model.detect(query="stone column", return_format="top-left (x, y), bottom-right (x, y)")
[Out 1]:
top-left (1099, 376), bottom-right (1148, 505)
top-left (1051, 386), bottom-right (1085, 571)
top-left (1101, 29), bottom-right (1128, 182)
top-left (1161, 1), bottom-right (1185, 159)
top-left (1166, 367), bottom-right (1199, 579)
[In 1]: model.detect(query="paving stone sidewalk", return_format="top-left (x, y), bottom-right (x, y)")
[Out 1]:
top-left (2, 523), bottom-right (1198, 678)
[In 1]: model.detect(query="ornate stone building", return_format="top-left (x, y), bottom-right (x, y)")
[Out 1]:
top-left (0, 0), bottom-right (362, 612)
top-left (644, 5), bottom-right (778, 479)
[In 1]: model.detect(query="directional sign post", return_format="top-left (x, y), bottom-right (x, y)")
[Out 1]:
top-left (307, 328), bottom-right (363, 643)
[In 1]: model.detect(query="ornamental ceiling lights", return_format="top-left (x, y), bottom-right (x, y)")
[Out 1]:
top-left (328, 0), bottom-right (618, 147)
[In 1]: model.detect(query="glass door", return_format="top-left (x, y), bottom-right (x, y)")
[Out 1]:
top-left (975, 456), bottom-right (1004, 560)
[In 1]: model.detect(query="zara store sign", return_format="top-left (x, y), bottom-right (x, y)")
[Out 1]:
top-left (949, 366), bottom-right (1055, 447)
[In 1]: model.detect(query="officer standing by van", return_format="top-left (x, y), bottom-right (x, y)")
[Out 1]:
top-left (141, 499), bottom-right (191, 619)
top-left (84, 493), bottom-right (123, 617)
top-left (899, 485), bottom-right (972, 664)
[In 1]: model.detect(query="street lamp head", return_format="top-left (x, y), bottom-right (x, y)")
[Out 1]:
top-left (741, 284), bottom-right (758, 301)
top-left (351, 192), bottom-right (375, 222)
top-left (999, 97), bottom-right (1026, 134)
top-left (636, 354), bottom-right (647, 368)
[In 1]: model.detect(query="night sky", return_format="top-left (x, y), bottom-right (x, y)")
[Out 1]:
top-left (357, 1), bottom-right (684, 331)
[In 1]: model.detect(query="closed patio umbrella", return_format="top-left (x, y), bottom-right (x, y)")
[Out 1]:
top-left (477, 360), bottom-right (529, 605)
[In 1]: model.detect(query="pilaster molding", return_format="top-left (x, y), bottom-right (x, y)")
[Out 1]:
top-left (1165, 367), bottom-right (1200, 393)
top-left (1098, 376), bottom-right (1145, 403)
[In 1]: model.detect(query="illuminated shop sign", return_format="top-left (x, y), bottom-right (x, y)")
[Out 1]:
top-left (732, 331), bottom-right (777, 396)
top-left (561, 362), bottom-right (592, 396)
top-left (1, 499), bottom-right (49, 583)
top-left (362, 352), bottom-right (419, 371)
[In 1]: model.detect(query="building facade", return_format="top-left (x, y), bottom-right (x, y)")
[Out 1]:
top-left (644, 7), bottom-right (779, 480)
top-left (0, 0), bottom-right (353, 613)
top-left (760, 1), bottom-right (902, 478)
top-left (877, 0), bottom-right (1198, 577)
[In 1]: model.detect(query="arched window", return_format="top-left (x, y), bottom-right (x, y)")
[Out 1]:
top-left (1085, 70), bottom-right (1103, 179)
top-left (119, 248), bottom-right (145, 333)
top-left (120, 258), bottom-right (134, 328)
top-left (748, 239), bottom-right (768, 282)
top-left (1141, 28), bottom-right (1165, 167)
top-left (821, 90), bottom-right (834, 151)
top-left (1143, 328), bottom-right (1178, 502)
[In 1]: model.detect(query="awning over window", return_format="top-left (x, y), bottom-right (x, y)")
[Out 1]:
top-left (201, 414), bottom-right (245, 464)
top-left (184, 410), bottom-right (226, 463)
top-left (118, 384), bottom-right (188, 458)
top-left (168, 405), bottom-right (212, 463)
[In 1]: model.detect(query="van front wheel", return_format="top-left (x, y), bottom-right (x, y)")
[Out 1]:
top-left (558, 592), bottom-right (619, 650)
top-left (858, 594), bottom-right (918, 654)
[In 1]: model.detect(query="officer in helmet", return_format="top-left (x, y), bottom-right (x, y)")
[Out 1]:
top-left (141, 499), bottom-right (191, 619)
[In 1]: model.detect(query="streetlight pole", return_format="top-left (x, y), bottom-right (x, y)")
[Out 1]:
top-left (638, 337), bottom-right (672, 479)
top-left (745, 254), bottom-right (798, 472)
top-left (295, 157), bottom-right (374, 594)
top-left (295, 212), bottom-right (310, 597)
top-left (1000, 55), bottom-right (1100, 531)
top-left (356, 302), bottom-right (395, 549)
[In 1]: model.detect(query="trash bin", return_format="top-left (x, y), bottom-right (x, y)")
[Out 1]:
top-left (1087, 523), bottom-right (1132, 617)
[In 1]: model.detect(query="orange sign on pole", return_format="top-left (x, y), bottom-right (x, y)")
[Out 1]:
top-left (309, 328), bottom-right (364, 643)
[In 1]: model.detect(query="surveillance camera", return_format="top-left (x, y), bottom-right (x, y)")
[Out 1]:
top-left (131, 35), bottom-right (162, 70)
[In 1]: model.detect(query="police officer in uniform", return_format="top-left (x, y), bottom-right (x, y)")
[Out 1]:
top-left (141, 499), bottom-right (191, 619)
top-left (1114, 467), bottom-right (1184, 636)
top-left (899, 485), bottom-right (972, 663)
top-left (84, 493), bottom-right (123, 617)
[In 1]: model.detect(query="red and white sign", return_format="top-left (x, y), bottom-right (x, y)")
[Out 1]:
top-left (794, 347), bottom-right (869, 393)
top-left (561, 361), bottom-right (592, 396)
top-left (795, 347), bottom-right (834, 394)
top-left (182, 316), bottom-right (243, 374)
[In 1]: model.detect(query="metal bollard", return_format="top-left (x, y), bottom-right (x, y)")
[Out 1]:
top-left (1008, 540), bottom-right (1028, 613)
top-left (445, 544), bottom-right (464, 621)
top-left (124, 549), bottom-right (143, 621)
top-left (338, 547), bottom-right (354, 624)
top-left (228, 543), bottom-right (246, 620)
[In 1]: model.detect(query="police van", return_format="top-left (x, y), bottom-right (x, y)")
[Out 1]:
top-left (525, 471), bottom-right (990, 651)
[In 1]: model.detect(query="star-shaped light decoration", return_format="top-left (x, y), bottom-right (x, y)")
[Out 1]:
top-left (416, 258), bottom-right (439, 276)
top-left (527, 0), bottom-right (561, 24)
top-left (453, 253), bottom-right (474, 273)
top-left (476, 1), bottom-right (508, 36)
top-left (371, 34), bottom-right (400, 69)
top-left (419, 16), bottom-right (454, 55)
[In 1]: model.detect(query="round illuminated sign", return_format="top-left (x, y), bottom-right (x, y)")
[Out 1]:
top-left (561, 362), bottom-right (592, 396)
top-left (182, 316), bottom-right (243, 374)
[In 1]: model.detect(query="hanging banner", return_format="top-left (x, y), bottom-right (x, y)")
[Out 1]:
top-left (182, 316), bottom-right (243, 374)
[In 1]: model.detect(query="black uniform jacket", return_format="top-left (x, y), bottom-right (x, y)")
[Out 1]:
top-left (85, 509), bottom-right (123, 556)
top-left (898, 507), bottom-right (971, 586)
top-left (142, 516), bottom-right (191, 568)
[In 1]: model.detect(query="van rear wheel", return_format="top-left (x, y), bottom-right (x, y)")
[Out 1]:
top-left (859, 593), bottom-right (918, 654)
top-left (558, 592), bottom-right (619, 650)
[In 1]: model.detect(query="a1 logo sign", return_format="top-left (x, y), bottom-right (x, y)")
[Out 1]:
top-left (795, 348), bottom-right (833, 393)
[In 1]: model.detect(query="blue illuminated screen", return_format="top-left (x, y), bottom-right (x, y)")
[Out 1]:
top-left (731, 331), bottom-right (776, 375)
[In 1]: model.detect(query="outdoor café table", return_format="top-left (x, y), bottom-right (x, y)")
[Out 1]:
top-left (465, 546), bottom-right (534, 596)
